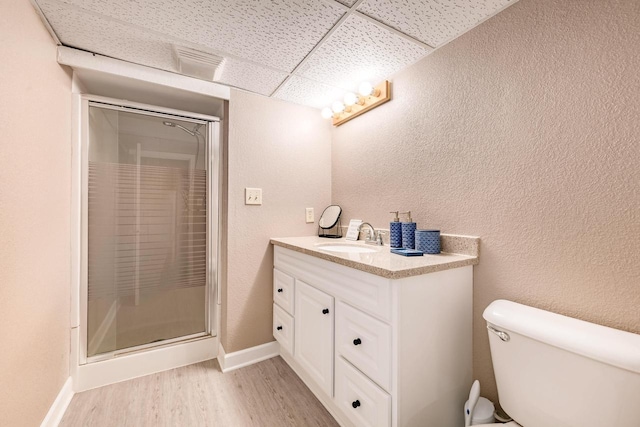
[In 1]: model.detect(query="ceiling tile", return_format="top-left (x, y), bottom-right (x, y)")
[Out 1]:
top-left (333, 0), bottom-right (359, 6)
top-left (39, 0), bottom-right (178, 70)
top-left (357, 0), bottom-right (512, 47)
top-left (273, 76), bottom-right (348, 110)
top-left (43, 0), bottom-right (346, 72)
top-left (217, 58), bottom-right (288, 96)
top-left (297, 14), bottom-right (430, 92)
top-left (36, 0), bottom-right (517, 108)
top-left (38, 0), bottom-right (287, 96)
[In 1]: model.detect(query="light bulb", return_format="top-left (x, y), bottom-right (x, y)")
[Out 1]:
top-left (343, 92), bottom-right (359, 106)
top-left (331, 101), bottom-right (345, 114)
top-left (320, 107), bottom-right (333, 119)
top-left (358, 82), bottom-right (374, 97)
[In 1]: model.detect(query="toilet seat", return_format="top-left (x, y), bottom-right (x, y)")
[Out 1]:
top-left (473, 422), bottom-right (521, 427)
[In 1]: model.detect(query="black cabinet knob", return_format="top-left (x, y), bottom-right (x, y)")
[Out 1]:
top-left (353, 338), bottom-right (362, 346)
top-left (322, 308), bottom-right (329, 314)
top-left (352, 400), bottom-right (361, 409)
top-left (277, 288), bottom-right (283, 293)
top-left (276, 326), bottom-right (283, 331)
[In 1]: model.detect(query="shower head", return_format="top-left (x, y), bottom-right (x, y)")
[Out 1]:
top-left (162, 120), bottom-right (204, 171)
top-left (162, 121), bottom-right (202, 136)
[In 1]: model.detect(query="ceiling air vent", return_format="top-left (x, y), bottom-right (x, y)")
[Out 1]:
top-left (173, 46), bottom-right (225, 81)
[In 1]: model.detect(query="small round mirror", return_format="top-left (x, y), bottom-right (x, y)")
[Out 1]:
top-left (318, 205), bottom-right (342, 229)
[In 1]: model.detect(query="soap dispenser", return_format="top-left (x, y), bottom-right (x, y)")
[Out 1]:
top-left (400, 211), bottom-right (417, 249)
top-left (389, 211), bottom-right (402, 248)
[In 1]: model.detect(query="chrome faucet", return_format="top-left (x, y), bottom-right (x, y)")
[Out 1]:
top-left (358, 222), bottom-right (385, 246)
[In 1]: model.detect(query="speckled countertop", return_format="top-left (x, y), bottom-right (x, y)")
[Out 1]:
top-left (270, 235), bottom-right (479, 280)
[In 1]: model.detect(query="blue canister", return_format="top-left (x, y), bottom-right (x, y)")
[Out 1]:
top-left (389, 211), bottom-right (402, 248)
top-left (400, 211), bottom-right (416, 249)
top-left (415, 229), bottom-right (441, 254)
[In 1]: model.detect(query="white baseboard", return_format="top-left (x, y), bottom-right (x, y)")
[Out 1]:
top-left (217, 341), bottom-right (280, 373)
top-left (75, 336), bottom-right (217, 392)
top-left (40, 377), bottom-right (74, 427)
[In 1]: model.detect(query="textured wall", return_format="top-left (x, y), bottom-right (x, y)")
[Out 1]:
top-left (225, 90), bottom-right (331, 352)
top-left (332, 0), bottom-right (640, 402)
top-left (0, 1), bottom-right (72, 425)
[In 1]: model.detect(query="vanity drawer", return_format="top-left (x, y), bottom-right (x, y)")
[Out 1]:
top-left (335, 356), bottom-right (391, 427)
top-left (273, 268), bottom-right (295, 315)
top-left (336, 301), bottom-right (392, 391)
top-left (273, 303), bottom-right (294, 355)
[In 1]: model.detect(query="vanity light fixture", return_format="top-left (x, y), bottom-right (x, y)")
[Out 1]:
top-left (331, 101), bottom-right (346, 114)
top-left (358, 82), bottom-right (380, 97)
top-left (321, 107), bottom-right (333, 119)
top-left (320, 80), bottom-right (391, 127)
top-left (343, 92), bottom-right (363, 107)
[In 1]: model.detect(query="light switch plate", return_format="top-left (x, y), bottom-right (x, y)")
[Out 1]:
top-left (245, 188), bottom-right (262, 205)
top-left (305, 207), bottom-right (314, 223)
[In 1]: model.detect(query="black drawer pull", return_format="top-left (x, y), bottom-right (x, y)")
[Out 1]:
top-left (322, 308), bottom-right (329, 314)
top-left (276, 326), bottom-right (283, 331)
top-left (352, 400), bottom-right (361, 409)
top-left (277, 288), bottom-right (283, 293)
top-left (353, 338), bottom-right (362, 346)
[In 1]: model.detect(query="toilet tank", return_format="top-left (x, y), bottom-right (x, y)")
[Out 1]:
top-left (483, 300), bottom-right (640, 427)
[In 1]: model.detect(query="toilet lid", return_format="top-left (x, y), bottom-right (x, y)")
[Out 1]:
top-left (472, 422), bottom-right (521, 427)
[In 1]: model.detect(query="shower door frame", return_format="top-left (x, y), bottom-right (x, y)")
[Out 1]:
top-left (71, 94), bottom-right (221, 391)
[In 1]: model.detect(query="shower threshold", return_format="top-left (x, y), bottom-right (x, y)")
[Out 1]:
top-left (86, 332), bottom-right (212, 364)
top-left (74, 332), bottom-right (218, 392)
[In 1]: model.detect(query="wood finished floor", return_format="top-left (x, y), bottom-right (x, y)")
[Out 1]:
top-left (60, 357), bottom-right (339, 427)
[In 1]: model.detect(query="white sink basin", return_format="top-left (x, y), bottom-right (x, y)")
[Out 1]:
top-left (317, 244), bottom-right (378, 254)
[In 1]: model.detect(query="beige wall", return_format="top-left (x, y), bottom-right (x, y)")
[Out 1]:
top-left (224, 89), bottom-right (331, 352)
top-left (332, 0), bottom-right (640, 402)
top-left (2, 0), bottom-right (636, 420)
top-left (0, 1), bottom-right (72, 425)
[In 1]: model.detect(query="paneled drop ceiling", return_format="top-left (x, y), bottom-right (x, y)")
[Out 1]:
top-left (35, 0), bottom-right (515, 109)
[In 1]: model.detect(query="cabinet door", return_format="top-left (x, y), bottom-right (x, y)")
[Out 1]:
top-left (295, 280), bottom-right (334, 397)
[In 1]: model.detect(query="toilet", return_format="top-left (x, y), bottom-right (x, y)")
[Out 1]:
top-left (475, 299), bottom-right (640, 427)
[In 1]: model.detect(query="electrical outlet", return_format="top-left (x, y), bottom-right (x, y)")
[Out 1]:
top-left (245, 188), bottom-right (262, 205)
top-left (305, 207), bottom-right (314, 223)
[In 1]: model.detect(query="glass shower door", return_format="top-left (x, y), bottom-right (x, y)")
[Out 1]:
top-left (87, 105), bottom-right (209, 357)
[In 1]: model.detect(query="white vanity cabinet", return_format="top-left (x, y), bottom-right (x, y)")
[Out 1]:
top-left (272, 245), bottom-right (473, 427)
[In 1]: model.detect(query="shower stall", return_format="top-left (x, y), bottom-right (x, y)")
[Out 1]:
top-left (73, 95), bottom-right (220, 388)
